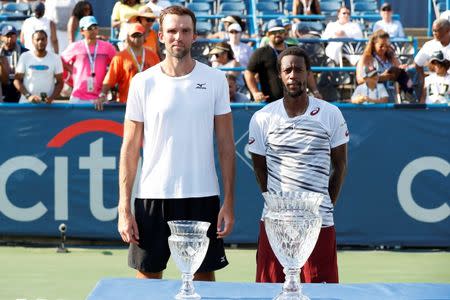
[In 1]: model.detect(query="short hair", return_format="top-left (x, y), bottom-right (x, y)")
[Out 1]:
top-left (277, 46), bottom-right (311, 73)
top-left (433, 18), bottom-right (450, 31)
top-left (338, 6), bottom-right (350, 15)
top-left (159, 6), bottom-right (197, 34)
top-left (32, 30), bottom-right (48, 39)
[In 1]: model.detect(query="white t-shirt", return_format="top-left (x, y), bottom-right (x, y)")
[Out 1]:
top-left (351, 83), bottom-right (389, 102)
top-left (21, 16), bottom-right (54, 53)
top-left (373, 20), bottom-right (405, 38)
top-left (248, 97), bottom-right (349, 226)
top-left (424, 72), bottom-right (450, 104)
top-left (230, 42), bottom-right (253, 68)
top-left (322, 21), bottom-right (363, 39)
top-left (414, 39), bottom-right (450, 67)
top-left (146, 0), bottom-right (172, 17)
top-left (125, 61), bottom-right (231, 199)
top-left (16, 51), bottom-right (63, 103)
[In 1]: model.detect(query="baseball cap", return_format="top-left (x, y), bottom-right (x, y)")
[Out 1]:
top-left (279, 17), bottom-right (291, 27)
top-left (209, 44), bottom-right (231, 55)
top-left (429, 50), bottom-right (448, 63)
top-left (1, 25), bottom-right (17, 36)
top-left (228, 23), bottom-right (242, 32)
top-left (32, 1), bottom-right (45, 14)
top-left (79, 16), bottom-right (98, 30)
top-left (267, 19), bottom-right (285, 32)
top-left (380, 3), bottom-right (392, 11)
top-left (362, 65), bottom-right (378, 78)
top-left (128, 23), bottom-right (145, 35)
top-left (221, 16), bottom-right (238, 24)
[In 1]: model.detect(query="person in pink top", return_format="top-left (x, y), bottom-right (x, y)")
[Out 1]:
top-left (61, 16), bottom-right (116, 107)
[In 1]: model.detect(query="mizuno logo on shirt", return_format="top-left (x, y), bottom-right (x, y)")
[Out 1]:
top-left (196, 83), bottom-right (206, 89)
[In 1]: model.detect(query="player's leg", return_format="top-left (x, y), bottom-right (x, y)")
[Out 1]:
top-left (255, 220), bottom-right (285, 283)
top-left (128, 198), bottom-right (171, 277)
top-left (301, 226), bottom-right (339, 283)
top-left (194, 271), bottom-right (215, 281)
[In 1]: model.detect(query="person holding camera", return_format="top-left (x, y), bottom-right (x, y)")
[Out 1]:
top-left (14, 30), bottom-right (63, 104)
top-left (356, 29), bottom-right (415, 102)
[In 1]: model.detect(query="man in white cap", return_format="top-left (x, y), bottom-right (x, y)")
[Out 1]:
top-left (61, 16), bottom-right (116, 105)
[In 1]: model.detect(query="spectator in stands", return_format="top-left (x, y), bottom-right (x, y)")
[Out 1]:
top-left (351, 65), bottom-right (388, 104)
top-left (145, 0), bottom-right (171, 17)
top-left (421, 50), bottom-right (450, 104)
top-left (322, 6), bottom-right (363, 64)
top-left (356, 29), bottom-right (414, 101)
top-left (99, 23), bottom-right (160, 110)
top-left (112, 0), bottom-right (143, 49)
top-left (245, 19), bottom-right (321, 102)
top-left (127, 6), bottom-right (159, 56)
top-left (415, 19), bottom-right (450, 99)
top-left (260, 18), bottom-right (298, 47)
top-left (227, 73), bottom-right (249, 103)
top-left (0, 25), bottom-right (28, 103)
top-left (292, 0), bottom-right (320, 23)
top-left (21, 1), bottom-right (59, 53)
top-left (209, 15), bottom-right (248, 40)
top-left (209, 42), bottom-right (246, 93)
top-left (0, 55), bottom-right (9, 101)
top-left (67, 1), bottom-right (94, 44)
top-left (227, 23), bottom-right (253, 68)
top-left (44, 0), bottom-right (78, 52)
top-left (373, 3), bottom-right (405, 38)
top-left (14, 30), bottom-right (63, 104)
top-left (61, 16), bottom-right (116, 105)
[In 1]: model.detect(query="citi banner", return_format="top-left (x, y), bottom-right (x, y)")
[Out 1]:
top-left (0, 104), bottom-right (448, 246)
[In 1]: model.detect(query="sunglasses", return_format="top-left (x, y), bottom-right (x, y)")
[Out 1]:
top-left (131, 33), bottom-right (144, 38)
top-left (269, 30), bottom-right (286, 35)
top-left (228, 30), bottom-right (240, 34)
top-left (86, 25), bottom-right (98, 31)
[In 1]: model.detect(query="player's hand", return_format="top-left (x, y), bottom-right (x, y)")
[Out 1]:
top-left (253, 91), bottom-right (269, 102)
top-left (216, 202), bottom-right (234, 239)
top-left (118, 209), bottom-right (139, 244)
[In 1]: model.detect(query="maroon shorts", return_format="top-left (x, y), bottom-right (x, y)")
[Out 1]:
top-left (255, 220), bottom-right (339, 283)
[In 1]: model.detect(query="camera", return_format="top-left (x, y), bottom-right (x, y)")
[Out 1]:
top-left (58, 223), bottom-right (67, 233)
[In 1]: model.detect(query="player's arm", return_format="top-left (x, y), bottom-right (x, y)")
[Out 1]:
top-left (214, 112), bottom-right (236, 239)
top-left (118, 119), bottom-right (143, 244)
top-left (328, 143), bottom-right (347, 206)
top-left (250, 153), bottom-right (268, 192)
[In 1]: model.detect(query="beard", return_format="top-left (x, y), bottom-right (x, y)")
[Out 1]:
top-left (166, 45), bottom-right (190, 59)
top-left (283, 82), bottom-right (306, 97)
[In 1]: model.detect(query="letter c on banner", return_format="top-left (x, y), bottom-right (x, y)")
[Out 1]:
top-left (397, 156), bottom-right (450, 223)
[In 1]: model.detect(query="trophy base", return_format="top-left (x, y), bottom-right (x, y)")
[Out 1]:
top-left (273, 291), bottom-right (310, 300)
top-left (175, 292), bottom-right (201, 300)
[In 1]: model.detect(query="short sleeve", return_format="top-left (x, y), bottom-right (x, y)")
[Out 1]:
top-left (107, 43), bottom-right (117, 61)
top-left (246, 48), bottom-right (261, 73)
top-left (124, 75), bottom-right (144, 122)
top-left (329, 106), bottom-right (349, 148)
top-left (103, 55), bottom-right (120, 86)
top-left (378, 84), bottom-right (389, 98)
top-left (351, 85), bottom-right (363, 100)
top-left (248, 112), bottom-right (267, 156)
top-left (54, 54), bottom-right (63, 74)
top-left (396, 21), bottom-right (405, 38)
top-left (16, 53), bottom-right (26, 74)
top-left (372, 21), bottom-right (381, 33)
top-left (414, 44), bottom-right (430, 67)
top-left (60, 42), bottom-right (75, 64)
top-left (111, 2), bottom-right (121, 21)
top-left (214, 72), bottom-right (231, 115)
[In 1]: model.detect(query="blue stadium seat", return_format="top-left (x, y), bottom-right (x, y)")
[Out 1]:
top-left (191, 0), bottom-right (216, 13)
top-left (353, 2), bottom-right (378, 15)
top-left (283, 0), bottom-right (293, 14)
top-left (2, 2), bottom-right (30, 15)
top-left (187, 2), bottom-right (211, 14)
top-left (219, 2), bottom-right (246, 15)
top-left (196, 21), bottom-right (212, 36)
top-left (256, 2), bottom-right (281, 15)
top-left (320, 1), bottom-right (341, 16)
top-left (219, 0), bottom-right (243, 3)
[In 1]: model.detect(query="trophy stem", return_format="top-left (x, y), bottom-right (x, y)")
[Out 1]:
top-left (176, 272), bottom-right (200, 300)
top-left (283, 268), bottom-right (301, 293)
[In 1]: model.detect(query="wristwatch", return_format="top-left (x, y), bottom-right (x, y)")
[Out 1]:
top-left (24, 92), bottom-right (31, 99)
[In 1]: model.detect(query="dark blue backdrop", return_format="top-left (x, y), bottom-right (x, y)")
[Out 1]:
top-left (0, 104), bottom-right (448, 246)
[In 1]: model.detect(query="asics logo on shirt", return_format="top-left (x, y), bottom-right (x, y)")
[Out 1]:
top-left (195, 83), bottom-right (207, 89)
top-left (310, 107), bottom-right (320, 116)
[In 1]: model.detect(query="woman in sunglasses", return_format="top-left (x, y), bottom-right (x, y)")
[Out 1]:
top-left (127, 6), bottom-right (160, 58)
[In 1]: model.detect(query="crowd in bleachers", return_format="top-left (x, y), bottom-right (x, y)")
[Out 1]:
top-left (0, 0), bottom-right (449, 106)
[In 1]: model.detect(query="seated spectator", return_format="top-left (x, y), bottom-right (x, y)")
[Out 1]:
top-left (373, 3), bottom-right (405, 38)
top-left (227, 74), bottom-right (249, 103)
top-left (127, 6), bottom-right (159, 56)
top-left (209, 42), bottom-right (246, 92)
top-left (100, 23), bottom-right (160, 109)
top-left (0, 56), bottom-right (9, 101)
top-left (293, 0), bottom-right (321, 23)
top-left (111, 0), bottom-right (143, 49)
top-left (67, 1), bottom-right (94, 44)
top-left (21, 1), bottom-right (59, 53)
top-left (260, 18), bottom-right (298, 47)
top-left (0, 25), bottom-right (28, 103)
top-left (351, 65), bottom-right (388, 104)
top-left (61, 16), bottom-right (116, 106)
top-left (209, 15), bottom-right (248, 40)
top-left (14, 30), bottom-right (63, 104)
top-left (422, 50), bottom-right (450, 104)
top-left (415, 19), bottom-right (450, 99)
top-left (356, 30), bottom-right (414, 101)
top-left (146, 0), bottom-right (171, 17)
top-left (227, 23), bottom-right (253, 67)
top-left (322, 6), bottom-right (363, 64)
